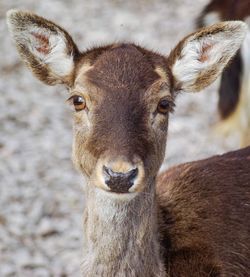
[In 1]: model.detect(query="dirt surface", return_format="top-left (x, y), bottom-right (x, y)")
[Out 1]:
top-left (0, 0), bottom-right (241, 276)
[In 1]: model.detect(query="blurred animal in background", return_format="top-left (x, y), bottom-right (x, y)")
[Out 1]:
top-left (197, 0), bottom-right (250, 146)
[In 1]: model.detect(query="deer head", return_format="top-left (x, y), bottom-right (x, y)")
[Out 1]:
top-left (7, 10), bottom-right (247, 198)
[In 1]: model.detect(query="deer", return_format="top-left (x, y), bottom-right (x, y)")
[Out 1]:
top-left (7, 9), bottom-right (250, 277)
top-left (197, 0), bottom-right (250, 147)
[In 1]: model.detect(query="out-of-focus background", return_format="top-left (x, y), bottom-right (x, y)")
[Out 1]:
top-left (0, 0), bottom-right (242, 276)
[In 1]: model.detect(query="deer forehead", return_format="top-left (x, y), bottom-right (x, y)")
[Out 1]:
top-left (72, 44), bottom-right (171, 102)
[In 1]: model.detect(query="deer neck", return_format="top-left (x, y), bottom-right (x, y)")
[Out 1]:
top-left (81, 180), bottom-right (166, 277)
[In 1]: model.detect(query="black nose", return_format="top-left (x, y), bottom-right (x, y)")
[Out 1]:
top-left (103, 166), bottom-right (138, 193)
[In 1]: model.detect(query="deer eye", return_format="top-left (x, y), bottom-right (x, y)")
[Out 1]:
top-left (157, 98), bottom-right (170, 114)
top-left (68, 95), bottom-right (86, 111)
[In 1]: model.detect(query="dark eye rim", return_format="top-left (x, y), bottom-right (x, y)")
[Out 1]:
top-left (67, 95), bottom-right (86, 111)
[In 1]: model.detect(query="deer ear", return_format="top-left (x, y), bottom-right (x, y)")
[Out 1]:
top-left (6, 9), bottom-right (79, 86)
top-left (168, 21), bottom-right (247, 93)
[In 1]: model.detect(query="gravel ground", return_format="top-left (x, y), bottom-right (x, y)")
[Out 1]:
top-left (0, 0), bottom-right (242, 276)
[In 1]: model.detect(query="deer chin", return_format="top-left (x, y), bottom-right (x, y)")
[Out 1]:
top-left (94, 186), bottom-right (140, 202)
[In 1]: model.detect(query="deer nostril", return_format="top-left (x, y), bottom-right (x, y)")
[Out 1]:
top-left (102, 166), bottom-right (138, 193)
top-left (126, 168), bottom-right (138, 182)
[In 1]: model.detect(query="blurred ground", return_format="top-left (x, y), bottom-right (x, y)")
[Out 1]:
top-left (0, 0), bottom-right (242, 276)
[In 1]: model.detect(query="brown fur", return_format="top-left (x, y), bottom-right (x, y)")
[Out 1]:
top-left (157, 147), bottom-right (250, 276)
top-left (217, 50), bottom-right (242, 119)
top-left (7, 10), bottom-right (250, 277)
top-left (197, 0), bottom-right (250, 25)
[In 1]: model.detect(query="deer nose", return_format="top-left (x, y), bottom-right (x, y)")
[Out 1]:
top-left (103, 165), bottom-right (138, 193)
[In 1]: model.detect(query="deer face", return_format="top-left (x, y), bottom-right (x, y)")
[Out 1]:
top-left (7, 10), bottom-right (247, 197)
top-left (70, 45), bottom-right (173, 194)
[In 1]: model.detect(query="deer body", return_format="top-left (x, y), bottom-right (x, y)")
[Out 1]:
top-left (7, 10), bottom-right (250, 276)
top-left (197, 0), bottom-right (250, 146)
top-left (158, 147), bottom-right (250, 276)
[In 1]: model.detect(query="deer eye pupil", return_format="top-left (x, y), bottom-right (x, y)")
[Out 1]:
top-left (72, 95), bottom-right (86, 111)
top-left (157, 99), bottom-right (169, 114)
top-left (73, 96), bottom-right (83, 105)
